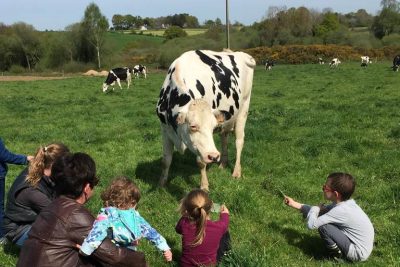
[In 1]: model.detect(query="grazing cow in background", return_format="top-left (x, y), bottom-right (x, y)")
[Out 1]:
top-left (102, 67), bottom-right (132, 92)
top-left (156, 49), bottom-right (256, 190)
top-left (265, 59), bottom-right (274, 70)
top-left (361, 56), bottom-right (372, 64)
top-left (329, 58), bottom-right (341, 68)
top-left (392, 55), bottom-right (400, 71)
top-left (133, 64), bottom-right (147, 78)
top-left (318, 57), bottom-right (325, 64)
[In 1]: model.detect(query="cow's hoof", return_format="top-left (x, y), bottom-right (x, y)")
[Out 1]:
top-left (232, 172), bottom-right (241, 179)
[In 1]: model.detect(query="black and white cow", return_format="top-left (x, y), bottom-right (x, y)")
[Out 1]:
top-left (318, 57), bottom-right (325, 65)
top-left (329, 58), bottom-right (341, 68)
top-left (265, 59), bottom-right (274, 70)
top-left (102, 67), bottom-right (132, 92)
top-left (392, 55), bottom-right (400, 72)
top-left (156, 50), bottom-right (256, 190)
top-left (133, 64), bottom-right (147, 79)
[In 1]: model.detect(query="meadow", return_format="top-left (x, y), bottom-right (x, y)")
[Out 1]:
top-left (0, 62), bottom-right (399, 266)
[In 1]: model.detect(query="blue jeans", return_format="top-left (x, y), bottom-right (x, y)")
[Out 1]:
top-left (0, 176), bottom-right (5, 237)
top-left (15, 226), bottom-right (31, 247)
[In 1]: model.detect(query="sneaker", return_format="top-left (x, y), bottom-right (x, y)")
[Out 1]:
top-left (327, 244), bottom-right (345, 263)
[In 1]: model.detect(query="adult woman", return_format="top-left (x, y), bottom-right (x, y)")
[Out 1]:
top-left (17, 152), bottom-right (146, 267)
top-left (2, 143), bottom-right (69, 246)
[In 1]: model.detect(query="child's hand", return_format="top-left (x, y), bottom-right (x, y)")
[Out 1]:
top-left (27, 155), bottom-right (34, 162)
top-left (220, 204), bottom-right (229, 214)
top-left (284, 196), bottom-right (302, 210)
top-left (163, 249), bottom-right (173, 262)
top-left (75, 244), bottom-right (81, 250)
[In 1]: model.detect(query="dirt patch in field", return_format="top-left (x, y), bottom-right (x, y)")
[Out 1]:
top-left (0, 76), bottom-right (69, 82)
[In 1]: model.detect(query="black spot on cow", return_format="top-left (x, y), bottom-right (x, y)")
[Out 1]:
top-left (216, 92), bottom-right (222, 107)
top-left (229, 105), bottom-right (235, 116)
top-left (188, 89), bottom-right (195, 99)
top-left (195, 50), bottom-right (239, 100)
top-left (211, 78), bottom-right (216, 94)
top-left (232, 92), bottom-right (239, 109)
top-left (196, 80), bottom-right (205, 96)
top-left (169, 88), bottom-right (191, 108)
top-left (212, 101), bottom-right (216, 109)
top-left (156, 109), bottom-right (166, 124)
top-left (229, 55), bottom-right (239, 77)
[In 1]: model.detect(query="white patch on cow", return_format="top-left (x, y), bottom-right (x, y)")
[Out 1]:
top-left (156, 50), bottom-right (256, 190)
top-left (329, 58), bottom-right (341, 68)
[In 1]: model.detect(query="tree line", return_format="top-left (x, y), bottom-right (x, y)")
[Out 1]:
top-left (0, 1), bottom-right (399, 72)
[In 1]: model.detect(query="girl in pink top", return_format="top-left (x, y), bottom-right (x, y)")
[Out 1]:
top-left (175, 189), bottom-right (230, 267)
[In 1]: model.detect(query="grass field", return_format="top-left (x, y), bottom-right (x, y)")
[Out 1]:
top-left (1, 62), bottom-right (399, 266)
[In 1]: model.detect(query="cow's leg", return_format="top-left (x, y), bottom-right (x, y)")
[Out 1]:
top-left (159, 134), bottom-right (174, 187)
top-left (117, 78), bottom-right (122, 89)
top-left (219, 131), bottom-right (229, 169)
top-left (127, 75), bottom-right (131, 89)
top-left (197, 158), bottom-right (209, 191)
top-left (232, 104), bottom-right (250, 178)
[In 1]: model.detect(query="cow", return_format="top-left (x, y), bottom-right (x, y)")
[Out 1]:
top-left (318, 57), bottom-right (325, 65)
top-left (102, 67), bottom-right (132, 92)
top-left (392, 55), bottom-right (400, 72)
top-left (329, 58), bottom-right (341, 68)
top-left (265, 59), bottom-right (274, 70)
top-left (156, 49), bottom-right (256, 191)
top-left (361, 56), bottom-right (372, 64)
top-left (133, 64), bottom-right (147, 79)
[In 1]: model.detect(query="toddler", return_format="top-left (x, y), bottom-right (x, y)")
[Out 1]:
top-left (80, 177), bottom-right (172, 262)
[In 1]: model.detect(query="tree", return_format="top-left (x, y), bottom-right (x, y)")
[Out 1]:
top-left (82, 3), bottom-right (109, 69)
top-left (112, 14), bottom-right (124, 30)
top-left (380, 0), bottom-right (400, 11)
top-left (371, 8), bottom-right (400, 38)
top-left (11, 22), bottom-right (42, 71)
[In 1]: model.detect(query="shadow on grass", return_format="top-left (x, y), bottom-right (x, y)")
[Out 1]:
top-left (134, 151), bottom-right (201, 200)
top-left (268, 222), bottom-right (326, 260)
top-left (2, 242), bottom-right (20, 258)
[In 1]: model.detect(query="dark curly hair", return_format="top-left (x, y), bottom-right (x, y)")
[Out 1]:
top-left (101, 177), bottom-right (141, 209)
top-left (52, 152), bottom-right (98, 199)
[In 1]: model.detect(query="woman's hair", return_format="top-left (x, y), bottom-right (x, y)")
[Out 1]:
top-left (52, 152), bottom-right (98, 199)
top-left (179, 189), bottom-right (212, 246)
top-left (101, 176), bottom-right (141, 209)
top-left (26, 143), bottom-right (69, 187)
top-left (327, 172), bottom-right (356, 201)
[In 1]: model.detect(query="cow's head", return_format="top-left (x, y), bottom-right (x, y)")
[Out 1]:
top-left (102, 83), bottom-right (109, 92)
top-left (176, 99), bottom-right (223, 164)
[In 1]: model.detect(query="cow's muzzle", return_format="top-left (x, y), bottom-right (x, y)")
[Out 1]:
top-left (207, 153), bottom-right (220, 163)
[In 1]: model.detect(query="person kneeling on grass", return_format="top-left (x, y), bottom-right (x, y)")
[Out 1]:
top-left (284, 172), bottom-right (374, 262)
top-left (79, 176), bottom-right (173, 262)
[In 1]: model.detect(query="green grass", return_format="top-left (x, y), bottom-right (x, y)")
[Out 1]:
top-left (1, 62), bottom-right (399, 266)
top-left (106, 31), bottom-right (164, 52)
top-left (134, 28), bottom-right (206, 37)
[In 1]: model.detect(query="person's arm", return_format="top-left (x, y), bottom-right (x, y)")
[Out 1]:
top-left (138, 215), bottom-right (170, 252)
top-left (79, 210), bottom-right (110, 256)
top-left (218, 205), bottom-right (230, 230)
top-left (0, 140), bottom-right (27, 165)
top-left (18, 187), bottom-right (51, 213)
top-left (305, 205), bottom-right (345, 229)
top-left (69, 206), bottom-right (147, 267)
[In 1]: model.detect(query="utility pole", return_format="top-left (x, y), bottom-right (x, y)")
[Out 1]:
top-left (226, 0), bottom-right (230, 49)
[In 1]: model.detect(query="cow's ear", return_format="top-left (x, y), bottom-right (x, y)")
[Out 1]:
top-left (176, 112), bottom-right (187, 125)
top-left (214, 110), bottom-right (225, 124)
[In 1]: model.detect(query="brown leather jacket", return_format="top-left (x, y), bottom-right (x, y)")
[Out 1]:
top-left (17, 196), bottom-right (147, 267)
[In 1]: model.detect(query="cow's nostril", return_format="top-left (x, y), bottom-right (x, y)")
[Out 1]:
top-left (208, 155), bottom-right (220, 162)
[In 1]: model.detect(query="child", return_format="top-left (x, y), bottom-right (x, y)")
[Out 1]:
top-left (0, 138), bottom-right (33, 238)
top-left (79, 177), bottom-right (172, 262)
top-left (284, 172), bottom-right (374, 262)
top-left (176, 189), bottom-right (230, 267)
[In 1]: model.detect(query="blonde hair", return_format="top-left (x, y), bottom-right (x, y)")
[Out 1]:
top-left (26, 143), bottom-right (69, 187)
top-left (101, 177), bottom-right (141, 209)
top-left (179, 189), bottom-right (212, 246)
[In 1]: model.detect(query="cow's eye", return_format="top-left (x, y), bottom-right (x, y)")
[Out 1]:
top-left (190, 125), bottom-right (198, 132)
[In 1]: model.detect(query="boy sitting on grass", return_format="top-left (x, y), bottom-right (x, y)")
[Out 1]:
top-left (284, 172), bottom-right (374, 262)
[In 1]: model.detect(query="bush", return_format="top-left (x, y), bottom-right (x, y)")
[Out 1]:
top-left (163, 26), bottom-right (187, 40)
top-left (9, 65), bottom-right (26, 74)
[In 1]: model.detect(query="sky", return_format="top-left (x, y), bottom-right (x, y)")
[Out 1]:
top-left (0, 0), bottom-right (382, 31)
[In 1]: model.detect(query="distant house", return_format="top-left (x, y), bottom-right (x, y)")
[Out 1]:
top-left (140, 25), bottom-right (148, 31)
